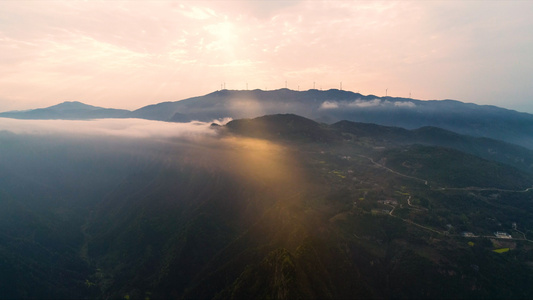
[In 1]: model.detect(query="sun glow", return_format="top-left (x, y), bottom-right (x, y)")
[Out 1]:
top-left (205, 21), bottom-right (238, 56)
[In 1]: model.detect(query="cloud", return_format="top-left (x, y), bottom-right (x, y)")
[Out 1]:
top-left (319, 99), bottom-right (416, 110)
top-left (319, 101), bottom-right (339, 109)
top-left (1, 1), bottom-right (533, 113)
top-left (180, 5), bottom-right (216, 20)
top-left (210, 117), bottom-right (233, 125)
top-left (0, 118), bottom-right (221, 139)
top-left (347, 99), bottom-right (383, 108)
top-left (394, 101), bottom-right (416, 108)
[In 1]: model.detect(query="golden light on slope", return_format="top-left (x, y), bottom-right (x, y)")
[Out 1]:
top-left (219, 136), bottom-right (297, 186)
top-left (178, 135), bottom-right (304, 192)
top-left (212, 136), bottom-right (312, 250)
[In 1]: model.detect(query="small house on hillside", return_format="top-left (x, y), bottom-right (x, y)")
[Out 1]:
top-left (494, 231), bottom-right (512, 239)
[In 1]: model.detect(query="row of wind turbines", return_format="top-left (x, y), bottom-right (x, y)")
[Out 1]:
top-left (219, 81), bottom-right (412, 98)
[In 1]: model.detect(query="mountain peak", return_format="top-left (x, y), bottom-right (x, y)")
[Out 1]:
top-left (0, 101), bottom-right (130, 120)
top-left (46, 101), bottom-right (100, 111)
top-left (225, 113), bottom-right (338, 143)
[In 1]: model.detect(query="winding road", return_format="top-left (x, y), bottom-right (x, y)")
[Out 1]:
top-left (357, 154), bottom-right (533, 193)
top-left (354, 154), bottom-right (532, 242)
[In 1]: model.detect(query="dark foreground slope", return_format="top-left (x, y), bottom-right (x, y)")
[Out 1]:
top-left (1, 115), bottom-right (533, 299)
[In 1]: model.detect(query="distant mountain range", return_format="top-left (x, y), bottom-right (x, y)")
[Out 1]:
top-left (2, 89), bottom-right (533, 148)
top-left (0, 101), bottom-right (130, 120)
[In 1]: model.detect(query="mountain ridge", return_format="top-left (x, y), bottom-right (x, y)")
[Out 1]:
top-left (138, 89), bottom-right (533, 148)
top-left (224, 114), bottom-right (533, 174)
top-left (0, 101), bottom-right (130, 120)
top-left (2, 89), bottom-right (533, 148)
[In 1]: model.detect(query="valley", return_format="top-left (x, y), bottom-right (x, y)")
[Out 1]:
top-left (1, 114), bottom-right (533, 299)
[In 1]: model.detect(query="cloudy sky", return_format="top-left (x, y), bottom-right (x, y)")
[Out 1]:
top-left (1, 0), bottom-right (532, 113)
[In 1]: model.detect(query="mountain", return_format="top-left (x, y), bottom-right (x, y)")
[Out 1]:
top-left (4, 90), bottom-right (533, 149)
top-left (332, 120), bottom-right (533, 174)
top-left (223, 115), bottom-right (533, 191)
top-left (0, 101), bottom-right (130, 120)
top-left (1, 114), bottom-right (533, 299)
top-left (224, 114), bottom-right (339, 143)
top-left (222, 114), bottom-right (533, 174)
top-left (130, 89), bottom-right (533, 149)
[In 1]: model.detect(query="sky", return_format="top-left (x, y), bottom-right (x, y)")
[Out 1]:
top-left (1, 0), bottom-right (533, 113)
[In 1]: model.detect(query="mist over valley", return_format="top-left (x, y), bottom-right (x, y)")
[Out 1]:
top-left (1, 111), bottom-right (533, 299)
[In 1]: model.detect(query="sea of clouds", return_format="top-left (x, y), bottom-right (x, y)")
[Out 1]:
top-left (0, 118), bottom-right (232, 139)
top-left (319, 99), bottom-right (416, 110)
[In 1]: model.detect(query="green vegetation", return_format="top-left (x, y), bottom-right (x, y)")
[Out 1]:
top-left (379, 145), bottom-right (532, 190)
top-left (493, 248), bottom-right (510, 253)
top-left (2, 115), bottom-right (533, 299)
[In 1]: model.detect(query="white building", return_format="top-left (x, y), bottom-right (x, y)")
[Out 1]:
top-left (494, 231), bottom-right (512, 239)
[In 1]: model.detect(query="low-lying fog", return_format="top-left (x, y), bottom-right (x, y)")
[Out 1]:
top-left (0, 117), bottom-right (230, 139)
top-left (0, 117), bottom-right (303, 195)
